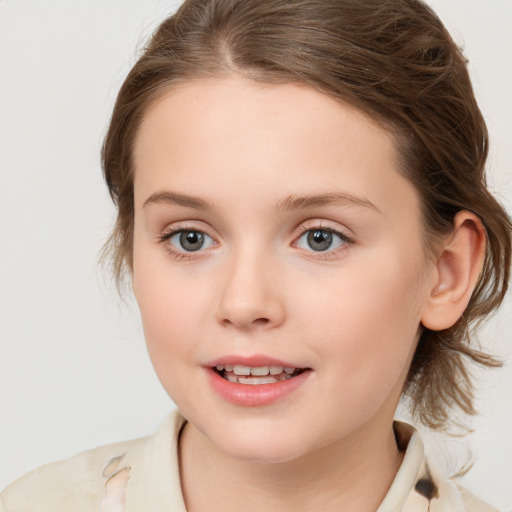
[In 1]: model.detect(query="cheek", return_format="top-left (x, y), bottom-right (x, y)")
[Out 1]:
top-left (137, 281), bottom-right (197, 340)
top-left (301, 248), bottom-right (427, 389)
top-left (136, 284), bottom-right (203, 362)
top-left (135, 280), bottom-right (204, 405)
top-left (133, 236), bottom-right (209, 332)
top-left (132, 248), bottom-right (206, 381)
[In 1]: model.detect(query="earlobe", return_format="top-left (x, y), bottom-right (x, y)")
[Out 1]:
top-left (421, 211), bottom-right (486, 331)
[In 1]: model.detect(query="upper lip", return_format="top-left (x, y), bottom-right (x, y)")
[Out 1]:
top-left (205, 354), bottom-right (305, 368)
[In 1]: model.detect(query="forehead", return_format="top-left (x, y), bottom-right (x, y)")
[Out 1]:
top-left (134, 76), bottom-right (395, 168)
top-left (132, 76), bottom-right (418, 222)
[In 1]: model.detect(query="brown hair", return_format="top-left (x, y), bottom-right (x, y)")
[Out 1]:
top-left (102, 0), bottom-right (511, 430)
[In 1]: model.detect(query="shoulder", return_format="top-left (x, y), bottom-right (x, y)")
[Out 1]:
top-left (0, 411), bottom-right (185, 512)
top-left (455, 483), bottom-right (501, 512)
top-left (0, 435), bottom-right (149, 512)
top-left (404, 462), bottom-right (500, 512)
top-left (416, 464), bottom-right (501, 512)
top-left (394, 421), bottom-right (500, 512)
top-left (413, 463), bottom-right (501, 512)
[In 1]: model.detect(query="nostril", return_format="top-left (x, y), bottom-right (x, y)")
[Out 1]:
top-left (253, 317), bottom-right (270, 325)
top-left (222, 316), bottom-right (270, 328)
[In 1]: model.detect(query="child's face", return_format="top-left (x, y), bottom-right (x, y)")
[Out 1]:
top-left (132, 76), bottom-right (436, 462)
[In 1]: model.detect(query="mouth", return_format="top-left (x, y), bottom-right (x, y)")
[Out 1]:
top-left (205, 356), bottom-right (312, 406)
top-left (213, 364), bottom-right (306, 385)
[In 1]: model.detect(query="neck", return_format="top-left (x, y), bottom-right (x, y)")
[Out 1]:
top-left (179, 415), bottom-right (404, 512)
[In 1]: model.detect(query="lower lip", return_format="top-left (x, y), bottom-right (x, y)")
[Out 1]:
top-left (206, 368), bottom-right (311, 407)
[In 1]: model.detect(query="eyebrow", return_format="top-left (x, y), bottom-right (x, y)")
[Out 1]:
top-left (142, 190), bottom-right (381, 214)
top-left (276, 193), bottom-right (381, 214)
top-left (143, 191), bottom-right (211, 210)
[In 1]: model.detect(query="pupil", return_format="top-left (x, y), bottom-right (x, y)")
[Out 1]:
top-left (180, 231), bottom-right (204, 251)
top-left (308, 230), bottom-right (332, 251)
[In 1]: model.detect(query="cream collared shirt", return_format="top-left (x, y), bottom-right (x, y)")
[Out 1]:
top-left (0, 409), bottom-right (498, 511)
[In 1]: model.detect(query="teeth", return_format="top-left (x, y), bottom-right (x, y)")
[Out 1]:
top-left (233, 365), bottom-right (251, 376)
top-left (250, 366), bottom-right (270, 376)
top-left (215, 363), bottom-right (301, 382)
top-left (237, 376), bottom-right (277, 385)
top-left (269, 366), bottom-right (284, 375)
top-left (226, 373), bottom-right (238, 383)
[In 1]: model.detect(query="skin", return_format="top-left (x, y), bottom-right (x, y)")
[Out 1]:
top-left (131, 76), bottom-right (484, 511)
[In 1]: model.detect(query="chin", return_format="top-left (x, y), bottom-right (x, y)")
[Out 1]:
top-left (222, 442), bottom-right (307, 464)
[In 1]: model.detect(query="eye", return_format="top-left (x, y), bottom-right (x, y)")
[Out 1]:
top-left (295, 228), bottom-right (349, 252)
top-left (167, 230), bottom-right (215, 252)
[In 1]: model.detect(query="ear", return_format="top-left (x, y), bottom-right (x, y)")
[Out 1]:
top-left (421, 211), bottom-right (486, 331)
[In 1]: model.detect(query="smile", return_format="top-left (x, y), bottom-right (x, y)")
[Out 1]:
top-left (214, 364), bottom-right (304, 385)
top-left (206, 357), bottom-right (311, 406)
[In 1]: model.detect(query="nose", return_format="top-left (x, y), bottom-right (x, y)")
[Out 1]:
top-left (215, 249), bottom-right (285, 331)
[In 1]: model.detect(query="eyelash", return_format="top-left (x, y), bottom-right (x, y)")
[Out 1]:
top-left (157, 222), bottom-right (354, 261)
top-left (294, 223), bottom-right (354, 260)
top-left (157, 223), bottom-right (214, 261)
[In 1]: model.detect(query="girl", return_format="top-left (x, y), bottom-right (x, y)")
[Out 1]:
top-left (1, 0), bottom-right (510, 510)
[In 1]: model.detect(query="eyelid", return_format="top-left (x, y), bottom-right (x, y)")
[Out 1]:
top-left (157, 222), bottom-right (219, 260)
top-left (156, 219), bottom-right (354, 261)
top-left (158, 220), bottom-right (216, 241)
top-left (294, 220), bottom-right (354, 240)
top-left (292, 221), bottom-right (355, 257)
